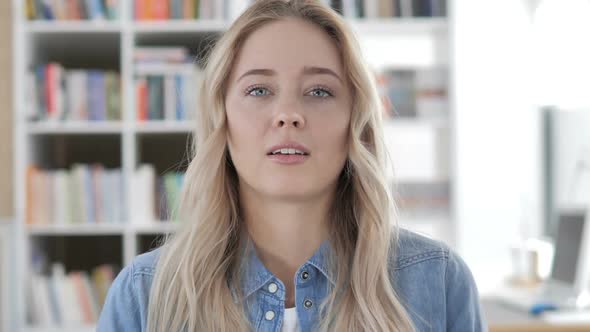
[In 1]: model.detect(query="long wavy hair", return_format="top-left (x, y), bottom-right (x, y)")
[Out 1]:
top-left (146, 0), bottom-right (415, 331)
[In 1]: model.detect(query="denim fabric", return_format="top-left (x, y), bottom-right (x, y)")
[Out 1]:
top-left (97, 229), bottom-right (487, 331)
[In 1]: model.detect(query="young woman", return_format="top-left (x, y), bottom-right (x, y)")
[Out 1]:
top-left (98, 0), bottom-right (485, 331)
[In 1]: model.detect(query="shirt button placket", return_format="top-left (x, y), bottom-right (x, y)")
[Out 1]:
top-left (265, 310), bottom-right (275, 321)
top-left (301, 270), bottom-right (310, 280)
top-left (268, 282), bottom-right (278, 294)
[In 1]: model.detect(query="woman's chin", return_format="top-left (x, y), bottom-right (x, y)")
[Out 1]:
top-left (259, 183), bottom-right (319, 201)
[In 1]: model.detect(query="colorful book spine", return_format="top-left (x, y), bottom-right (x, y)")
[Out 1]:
top-left (27, 263), bottom-right (117, 325)
top-left (134, 0), bottom-right (237, 20)
top-left (26, 0), bottom-right (119, 20)
top-left (132, 164), bottom-right (185, 223)
top-left (25, 164), bottom-right (124, 225)
top-left (133, 47), bottom-right (201, 122)
top-left (27, 64), bottom-right (121, 122)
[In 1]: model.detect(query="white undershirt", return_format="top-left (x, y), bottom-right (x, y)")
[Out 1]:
top-left (281, 307), bottom-right (299, 332)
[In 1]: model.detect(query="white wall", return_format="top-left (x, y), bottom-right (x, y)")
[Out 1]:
top-left (531, 0), bottom-right (590, 110)
top-left (451, 0), bottom-right (543, 292)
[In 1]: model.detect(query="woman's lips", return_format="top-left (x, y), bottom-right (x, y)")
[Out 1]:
top-left (267, 154), bottom-right (309, 164)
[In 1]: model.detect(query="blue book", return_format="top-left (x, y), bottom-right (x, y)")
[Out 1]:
top-left (104, 0), bottom-right (118, 19)
top-left (87, 71), bottom-right (107, 121)
top-left (40, 0), bottom-right (54, 20)
top-left (87, 71), bottom-right (97, 121)
top-left (31, 0), bottom-right (45, 20)
top-left (176, 172), bottom-right (185, 195)
top-left (85, 0), bottom-right (103, 20)
top-left (35, 65), bottom-right (47, 120)
top-left (175, 75), bottom-right (184, 120)
top-left (171, 0), bottom-right (183, 19)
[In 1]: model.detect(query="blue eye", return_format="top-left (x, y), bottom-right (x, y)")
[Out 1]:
top-left (244, 85), bottom-right (333, 98)
top-left (246, 86), bottom-right (270, 96)
top-left (308, 87), bottom-right (333, 98)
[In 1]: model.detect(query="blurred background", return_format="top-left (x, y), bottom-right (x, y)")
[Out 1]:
top-left (1, 0), bottom-right (590, 331)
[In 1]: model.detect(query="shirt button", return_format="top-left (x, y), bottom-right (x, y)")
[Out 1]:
top-left (301, 271), bottom-right (310, 280)
top-left (265, 310), bottom-right (275, 320)
top-left (304, 299), bottom-right (313, 309)
top-left (267, 282), bottom-right (278, 294)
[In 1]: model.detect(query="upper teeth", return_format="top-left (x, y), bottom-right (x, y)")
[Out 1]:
top-left (272, 148), bottom-right (306, 155)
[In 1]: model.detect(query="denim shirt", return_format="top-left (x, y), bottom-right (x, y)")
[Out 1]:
top-left (97, 229), bottom-right (487, 331)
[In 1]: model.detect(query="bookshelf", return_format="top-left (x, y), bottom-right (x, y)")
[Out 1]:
top-left (12, 0), bottom-right (452, 331)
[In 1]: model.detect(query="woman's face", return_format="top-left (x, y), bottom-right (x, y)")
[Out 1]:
top-left (225, 18), bottom-right (352, 201)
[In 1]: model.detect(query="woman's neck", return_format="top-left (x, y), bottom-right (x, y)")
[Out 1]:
top-left (240, 186), bottom-right (333, 307)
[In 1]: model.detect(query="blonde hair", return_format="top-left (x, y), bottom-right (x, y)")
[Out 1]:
top-left (147, 0), bottom-right (415, 331)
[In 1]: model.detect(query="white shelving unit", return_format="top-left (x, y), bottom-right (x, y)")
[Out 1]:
top-left (1, 219), bottom-right (12, 332)
top-left (12, 1), bottom-right (452, 331)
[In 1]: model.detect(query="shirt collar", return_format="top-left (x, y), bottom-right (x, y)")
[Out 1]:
top-left (231, 237), bottom-right (335, 303)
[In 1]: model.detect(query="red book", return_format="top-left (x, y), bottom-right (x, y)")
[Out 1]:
top-left (71, 272), bottom-right (94, 323)
top-left (135, 0), bottom-right (148, 20)
top-left (137, 78), bottom-right (148, 121)
top-left (152, 0), bottom-right (169, 20)
top-left (65, 0), bottom-right (76, 20)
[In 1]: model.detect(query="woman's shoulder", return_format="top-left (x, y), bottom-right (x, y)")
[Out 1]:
top-left (393, 227), bottom-right (449, 270)
top-left (96, 247), bottom-right (163, 331)
top-left (131, 247), bottom-right (163, 276)
top-left (391, 228), bottom-right (487, 331)
top-left (392, 228), bottom-right (476, 286)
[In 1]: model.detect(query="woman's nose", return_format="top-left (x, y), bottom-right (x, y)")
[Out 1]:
top-left (273, 101), bottom-right (306, 129)
top-left (275, 114), bottom-right (305, 128)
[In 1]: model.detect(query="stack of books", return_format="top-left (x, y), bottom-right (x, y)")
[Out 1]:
top-left (131, 164), bottom-right (185, 223)
top-left (131, 0), bottom-right (447, 20)
top-left (26, 164), bottom-right (125, 225)
top-left (377, 68), bottom-right (447, 119)
top-left (334, 0), bottom-right (447, 18)
top-left (25, 0), bottom-right (119, 21)
top-left (28, 262), bottom-right (117, 326)
top-left (134, 47), bottom-right (202, 122)
top-left (134, 0), bottom-right (232, 20)
top-left (27, 63), bottom-right (121, 122)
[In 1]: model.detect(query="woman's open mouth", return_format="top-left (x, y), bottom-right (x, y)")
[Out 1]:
top-left (267, 148), bottom-right (310, 164)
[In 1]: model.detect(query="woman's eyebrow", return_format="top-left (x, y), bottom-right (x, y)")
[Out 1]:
top-left (302, 66), bottom-right (343, 83)
top-left (237, 66), bottom-right (343, 83)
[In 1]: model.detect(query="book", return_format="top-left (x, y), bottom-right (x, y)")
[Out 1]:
top-left (28, 64), bottom-right (121, 122)
top-left (28, 263), bottom-right (117, 325)
top-left (26, 164), bottom-right (124, 225)
top-left (136, 77), bottom-right (148, 121)
top-left (131, 165), bottom-right (186, 223)
top-left (27, 0), bottom-right (119, 20)
top-left (151, 0), bottom-right (170, 20)
top-left (131, 164), bottom-right (156, 224)
top-left (148, 75), bottom-right (165, 120)
top-left (135, 0), bottom-right (230, 20)
top-left (134, 47), bottom-right (201, 122)
top-left (385, 69), bottom-right (417, 118)
top-left (134, 47), bottom-right (190, 63)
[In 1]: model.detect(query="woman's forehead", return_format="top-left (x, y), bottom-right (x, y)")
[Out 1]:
top-left (230, 18), bottom-right (344, 80)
